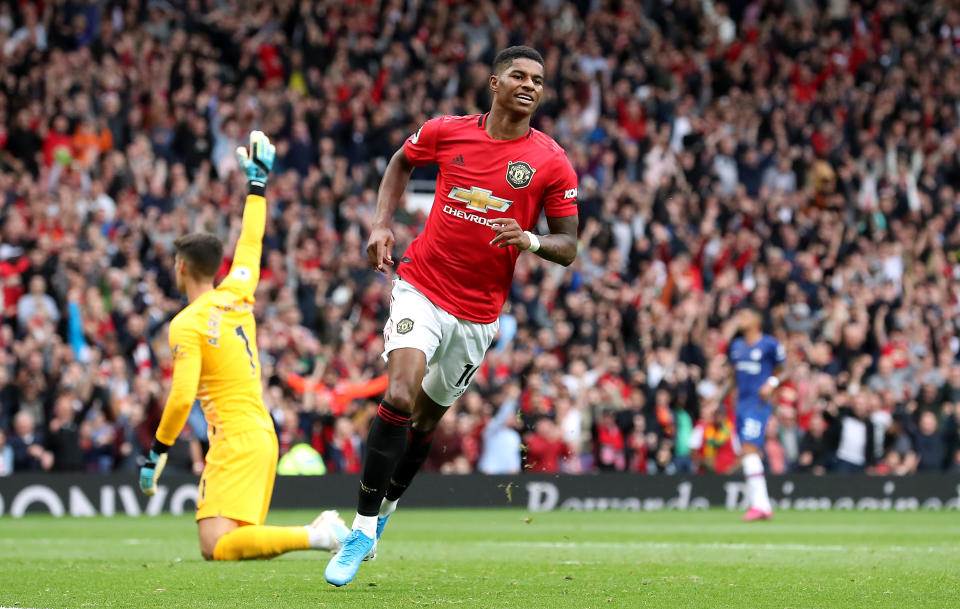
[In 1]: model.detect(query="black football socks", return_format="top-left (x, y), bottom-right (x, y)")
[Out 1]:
top-left (357, 400), bottom-right (410, 517)
top-left (385, 427), bottom-right (436, 502)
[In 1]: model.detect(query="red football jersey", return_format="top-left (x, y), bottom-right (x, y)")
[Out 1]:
top-left (398, 113), bottom-right (578, 323)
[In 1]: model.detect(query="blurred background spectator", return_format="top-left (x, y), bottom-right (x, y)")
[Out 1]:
top-left (9, 411), bottom-right (52, 472)
top-left (477, 388), bottom-right (522, 474)
top-left (1, 0), bottom-right (960, 477)
top-left (0, 428), bottom-right (13, 476)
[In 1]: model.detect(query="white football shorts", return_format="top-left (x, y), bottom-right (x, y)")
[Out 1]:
top-left (382, 278), bottom-right (499, 406)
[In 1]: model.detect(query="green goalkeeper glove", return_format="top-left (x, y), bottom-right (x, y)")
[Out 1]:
top-left (139, 440), bottom-right (170, 496)
top-left (235, 130), bottom-right (276, 192)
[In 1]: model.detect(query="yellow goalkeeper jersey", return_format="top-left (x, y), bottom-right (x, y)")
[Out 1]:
top-left (155, 194), bottom-right (273, 446)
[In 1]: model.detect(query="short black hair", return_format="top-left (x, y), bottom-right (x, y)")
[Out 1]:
top-left (738, 303), bottom-right (763, 318)
top-left (174, 233), bottom-right (223, 280)
top-left (492, 46), bottom-right (544, 76)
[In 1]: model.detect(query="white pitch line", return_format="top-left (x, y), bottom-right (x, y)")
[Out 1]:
top-left (485, 541), bottom-right (960, 553)
top-left (0, 537), bottom-right (152, 545)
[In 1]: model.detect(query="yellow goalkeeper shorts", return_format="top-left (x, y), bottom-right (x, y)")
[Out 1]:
top-left (196, 428), bottom-right (279, 525)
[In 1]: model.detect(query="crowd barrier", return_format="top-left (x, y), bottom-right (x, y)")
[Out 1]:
top-left (2, 473), bottom-right (960, 518)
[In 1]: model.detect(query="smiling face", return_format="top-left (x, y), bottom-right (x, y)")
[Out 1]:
top-left (490, 57), bottom-right (544, 117)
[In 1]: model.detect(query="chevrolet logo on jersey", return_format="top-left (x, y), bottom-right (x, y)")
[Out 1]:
top-left (448, 186), bottom-right (513, 213)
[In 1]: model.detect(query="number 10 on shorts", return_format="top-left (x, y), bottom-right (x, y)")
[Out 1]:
top-left (455, 364), bottom-right (479, 387)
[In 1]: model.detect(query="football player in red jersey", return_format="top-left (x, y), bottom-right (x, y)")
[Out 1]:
top-left (326, 46), bottom-right (579, 587)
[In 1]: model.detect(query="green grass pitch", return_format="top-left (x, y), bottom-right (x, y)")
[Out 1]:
top-left (1, 508), bottom-right (958, 608)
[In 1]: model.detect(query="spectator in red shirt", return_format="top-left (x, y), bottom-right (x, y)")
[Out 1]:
top-left (525, 419), bottom-right (571, 473)
top-left (42, 115), bottom-right (73, 167)
top-left (0, 255), bottom-right (29, 318)
top-left (618, 97), bottom-right (645, 142)
top-left (627, 414), bottom-right (649, 473)
top-left (328, 418), bottom-right (362, 474)
top-left (595, 409), bottom-right (626, 471)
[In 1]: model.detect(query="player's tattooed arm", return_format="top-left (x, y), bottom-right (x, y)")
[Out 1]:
top-left (489, 214), bottom-right (579, 266)
top-left (368, 148), bottom-right (416, 272)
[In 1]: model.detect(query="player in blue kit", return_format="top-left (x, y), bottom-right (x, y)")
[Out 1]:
top-left (727, 307), bottom-right (785, 521)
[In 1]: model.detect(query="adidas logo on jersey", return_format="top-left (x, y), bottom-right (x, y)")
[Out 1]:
top-left (452, 154), bottom-right (466, 166)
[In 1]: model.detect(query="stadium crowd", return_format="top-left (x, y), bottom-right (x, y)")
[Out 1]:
top-left (2, 0), bottom-right (960, 478)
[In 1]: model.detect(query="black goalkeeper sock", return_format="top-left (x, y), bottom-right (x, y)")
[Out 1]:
top-left (385, 427), bottom-right (436, 502)
top-left (357, 401), bottom-right (410, 517)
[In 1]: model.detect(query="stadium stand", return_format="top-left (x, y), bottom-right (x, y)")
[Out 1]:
top-left (1, 0), bottom-right (959, 477)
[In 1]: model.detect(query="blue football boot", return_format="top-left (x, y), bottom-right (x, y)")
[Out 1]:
top-left (325, 530), bottom-right (376, 587)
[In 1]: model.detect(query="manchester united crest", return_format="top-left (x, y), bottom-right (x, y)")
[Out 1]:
top-left (506, 161), bottom-right (536, 189)
top-left (397, 318), bottom-right (414, 334)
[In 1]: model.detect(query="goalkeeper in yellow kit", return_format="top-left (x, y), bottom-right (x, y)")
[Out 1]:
top-left (138, 131), bottom-right (347, 560)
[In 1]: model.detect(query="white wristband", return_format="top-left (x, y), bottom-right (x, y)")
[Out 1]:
top-left (524, 231), bottom-right (541, 253)
top-left (766, 376), bottom-right (781, 388)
